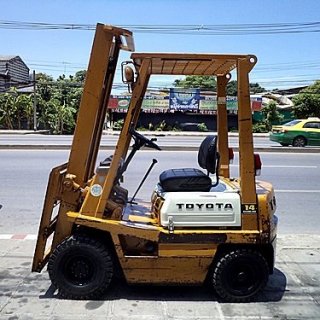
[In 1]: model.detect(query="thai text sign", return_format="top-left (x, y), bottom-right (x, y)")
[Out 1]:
top-left (169, 89), bottom-right (200, 111)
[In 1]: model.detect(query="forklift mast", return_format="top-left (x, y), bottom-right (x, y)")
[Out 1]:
top-left (32, 24), bottom-right (134, 271)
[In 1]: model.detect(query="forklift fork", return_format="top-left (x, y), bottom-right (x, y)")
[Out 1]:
top-left (32, 163), bottom-right (67, 272)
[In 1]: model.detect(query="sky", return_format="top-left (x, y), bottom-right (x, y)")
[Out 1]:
top-left (1, 0), bottom-right (320, 92)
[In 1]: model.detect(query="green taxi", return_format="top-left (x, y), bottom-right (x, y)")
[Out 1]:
top-left (269, 118), bottom-right (320, 147)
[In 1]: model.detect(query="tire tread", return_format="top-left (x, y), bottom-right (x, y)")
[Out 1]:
top-left (48, 234), bottom-right (113, 299)
top-left (212, 248), bottom-right (269, 303)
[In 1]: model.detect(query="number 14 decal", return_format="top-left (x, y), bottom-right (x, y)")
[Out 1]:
top-left (242, 204), bottom-right (258, 213)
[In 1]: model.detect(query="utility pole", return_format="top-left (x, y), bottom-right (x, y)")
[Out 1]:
top-left (33, 70), bottom-right (37, 131)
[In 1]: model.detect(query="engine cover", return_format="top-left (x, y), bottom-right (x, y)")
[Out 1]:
top-left (157, 187), bottom-right (241, 228)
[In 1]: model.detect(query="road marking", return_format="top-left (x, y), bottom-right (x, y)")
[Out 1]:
top-left (0, 234), bottom-right (12, 239)
top-left (223, 317), bottom-right (273, 320)
top-left (161, 301), bottom-right (169, 319)
top-left (263, 165), bottom-right (318, 168)
top-left (230, 165), bottom-right (317, 168)
top-left (25, 234), bottom-right (37, 240)
top-left (216, 303), bottom-right (225, 320)
top-left (12, 234), bottom-right (28, 240)
top-left (275, 190), bottom-right (320, 193)
top-left (0, 234), bottom-right (37, 240)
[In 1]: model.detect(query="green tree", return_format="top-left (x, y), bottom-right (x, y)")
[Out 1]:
top-left (292, 81), bottom-right (320, 118)
top-left (261, 100), bottom-right (283, 131)
top-left (0, 88), bottom-right (33, 129)
top-left (250, 82), bottom-right (265, 94)
top-left (15, 94), bottom-right (33, 129)
top-left (36, 72), bottom-right (83, 134)
top-left (0, 70), bottom-right (84, 133)
top-left (226, 81), bottom-right (265, 96)
top-left (37, 92), bottom-right (77, 134)
top-left (174, 76), bottom-right (216, 90)
top-left (226, 81), bottom-right (237, 96)
top-left (36, 73), bottom-right (55, 101)
top-left (173, 76), bottom-right (265, 96)
top-left (0, 88), bottom-right (17, 129)
top-left (74, 70), bottom-right (87, 82)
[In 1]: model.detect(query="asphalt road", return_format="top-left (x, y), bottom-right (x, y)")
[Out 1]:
top-left (0, 149), bottom-right (319, 235)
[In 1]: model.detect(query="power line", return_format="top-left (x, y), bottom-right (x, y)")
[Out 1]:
top-left (1, 20), bottom-right (320, 35)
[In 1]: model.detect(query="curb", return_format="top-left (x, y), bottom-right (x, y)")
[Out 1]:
top-left (0, 130), bottom-right (49, 135)
top-left (1, 131), bottom-right (320, 153)
top-left (0, 130), bottom-right (270, 137)
top-left (102, 130), bottom-right (270, 137)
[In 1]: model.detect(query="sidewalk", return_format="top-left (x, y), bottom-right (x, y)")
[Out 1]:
top-left (0, 130), bottom-right (50, 135)
top-left (0, 234), bottom-right (319, 319)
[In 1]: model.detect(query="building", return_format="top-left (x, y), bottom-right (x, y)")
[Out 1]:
top-left (0, 55), bottom-right (30, 92)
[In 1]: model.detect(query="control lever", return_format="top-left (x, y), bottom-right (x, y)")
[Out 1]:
top-left (129, 159), bottom-right (158, 204)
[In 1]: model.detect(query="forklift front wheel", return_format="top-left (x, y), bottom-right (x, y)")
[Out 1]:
top-left (212, 248), bottom-right (269, 302)
top-left (48, 234), bottom-right (113, 299)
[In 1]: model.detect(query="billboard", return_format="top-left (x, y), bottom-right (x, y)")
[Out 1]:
top-left (108, 95), bottom-right (169, 111)
top-left (108, 91), bottom-right (262, 113)
top-left (169, 89), bottom-right (200, 111)
top-left (199, 96), bottom-right (238, 110)
top-left (251, 97), bottom-right (263, 111)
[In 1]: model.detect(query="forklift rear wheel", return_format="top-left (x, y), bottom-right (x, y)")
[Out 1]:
top-left (48, 234), bottom-right (113, 299)
top-left (212, 248), bottom-right (269, 302)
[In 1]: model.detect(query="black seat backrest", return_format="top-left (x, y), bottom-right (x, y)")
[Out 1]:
top-left (198, 135), bottom-right (217, 174)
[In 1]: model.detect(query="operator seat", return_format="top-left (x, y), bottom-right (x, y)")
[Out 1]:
top-left (159, 135), bottom-right (218, 192)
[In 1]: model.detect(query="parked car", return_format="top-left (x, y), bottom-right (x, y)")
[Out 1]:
top-left (269, 118), bottom-right (320, 147)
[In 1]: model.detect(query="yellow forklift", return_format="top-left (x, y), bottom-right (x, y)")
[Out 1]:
top-left (32, 24), bottom-right (278, 302)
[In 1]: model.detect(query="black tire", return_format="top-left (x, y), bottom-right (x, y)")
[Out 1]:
top-left (48, 234), bottom-right (113, 299)
top-left (292, 136), bottom-right (306, 147)
top-left (212, 248), bottom-right (269, 303)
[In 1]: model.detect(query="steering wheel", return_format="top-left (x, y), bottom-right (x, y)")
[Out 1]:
top-left (130, 129), bottom-right (161, 150)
